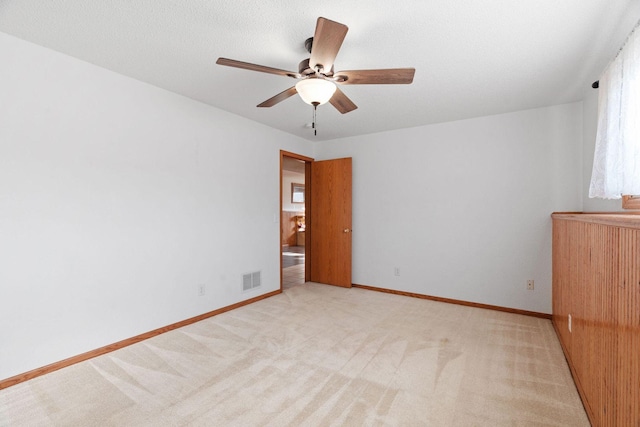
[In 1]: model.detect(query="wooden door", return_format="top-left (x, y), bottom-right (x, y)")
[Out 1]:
top-left (309, 158), bottom-right (352, 287)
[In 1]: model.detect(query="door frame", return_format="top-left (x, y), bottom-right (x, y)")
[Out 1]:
top-left (280, 150), bottom-right (314, 289)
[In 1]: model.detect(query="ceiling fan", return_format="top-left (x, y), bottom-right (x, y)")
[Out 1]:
top-left (216, 17), bottom-right (415, 134)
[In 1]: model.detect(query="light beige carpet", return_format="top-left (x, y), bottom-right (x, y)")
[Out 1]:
top-left (0, 283), bottom-right (588, 426)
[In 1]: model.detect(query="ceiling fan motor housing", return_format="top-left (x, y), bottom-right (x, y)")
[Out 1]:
top-left (298, 58), bottom-right (334, 77)
top-left (298, 58), bottom-right (315, 76)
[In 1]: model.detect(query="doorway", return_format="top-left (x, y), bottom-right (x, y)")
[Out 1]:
top-left (281, 152), bottom-right (312, 289)
top-left (280, 151), bottom-right (353, 289)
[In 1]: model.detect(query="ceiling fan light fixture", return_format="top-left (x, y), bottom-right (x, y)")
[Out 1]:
top-left (295, 78), bottom-right (336, 106)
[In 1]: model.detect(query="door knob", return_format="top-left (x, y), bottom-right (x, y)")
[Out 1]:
top-left (343, 228), bottom-right (352, 233)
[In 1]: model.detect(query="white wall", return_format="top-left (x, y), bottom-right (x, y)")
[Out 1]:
top-left (314, 103), bottom-right (583, 314)
top-left (0, 33), bottom-right (311, 380)
top-left (0, 30), bottom-right (596, 381)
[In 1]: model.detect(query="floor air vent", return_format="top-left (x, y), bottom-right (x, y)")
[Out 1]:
top-left (242, 271), bottom-right (261, 291)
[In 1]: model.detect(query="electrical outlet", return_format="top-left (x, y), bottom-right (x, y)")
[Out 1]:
top-left (527, 279), bottom-right (534, 290)
top-left (394, 267), bottom-right (400, 276)
top-left (568, 314), bottom-right (572, 333)
top-left (198, 284), bottom-right (206, 296)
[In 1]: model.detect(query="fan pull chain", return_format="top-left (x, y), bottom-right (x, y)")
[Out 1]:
top-left (312, 104), bottom-right (317, 136)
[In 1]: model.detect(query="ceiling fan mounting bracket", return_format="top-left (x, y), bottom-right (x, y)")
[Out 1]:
top-left (304, 37), bottom-right (314, 54)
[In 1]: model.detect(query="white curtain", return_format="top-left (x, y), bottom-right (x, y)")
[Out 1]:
top-left (589, 21), bottom-right (640, 199)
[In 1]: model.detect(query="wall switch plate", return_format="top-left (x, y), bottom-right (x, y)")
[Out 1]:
top-left (394, 267), bottom-right (400, 276)
top-left (527, 279), bottom-right (534, 290)
top-left (198, 284), bottom-right (206, 296)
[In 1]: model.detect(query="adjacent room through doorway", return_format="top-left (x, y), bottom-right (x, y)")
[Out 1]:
top-left (281, 155), bottom-right (307, 289)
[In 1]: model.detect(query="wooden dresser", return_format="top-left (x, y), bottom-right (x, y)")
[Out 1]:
top-left (551, 213), bottom-right (640, 426)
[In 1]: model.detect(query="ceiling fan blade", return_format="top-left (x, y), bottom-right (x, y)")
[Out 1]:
top-left (329, 87), bottom-right (357, 114)
top-left (257, 86), bottom-right (298, 108)
top-left (216, 58), bottom-right (299, 78)
top-left (335, 68), bottom-right (415, 85)
top-left (309, 17), bottom-right (348, 74)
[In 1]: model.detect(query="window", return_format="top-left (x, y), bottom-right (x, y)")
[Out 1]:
top-left (291, 183), bottom-right (305, 203)
top-left (589, 21), bottom-right (640, 201)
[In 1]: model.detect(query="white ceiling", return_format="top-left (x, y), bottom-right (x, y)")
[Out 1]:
top-left (1, 1), bottom-right (639, 141)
